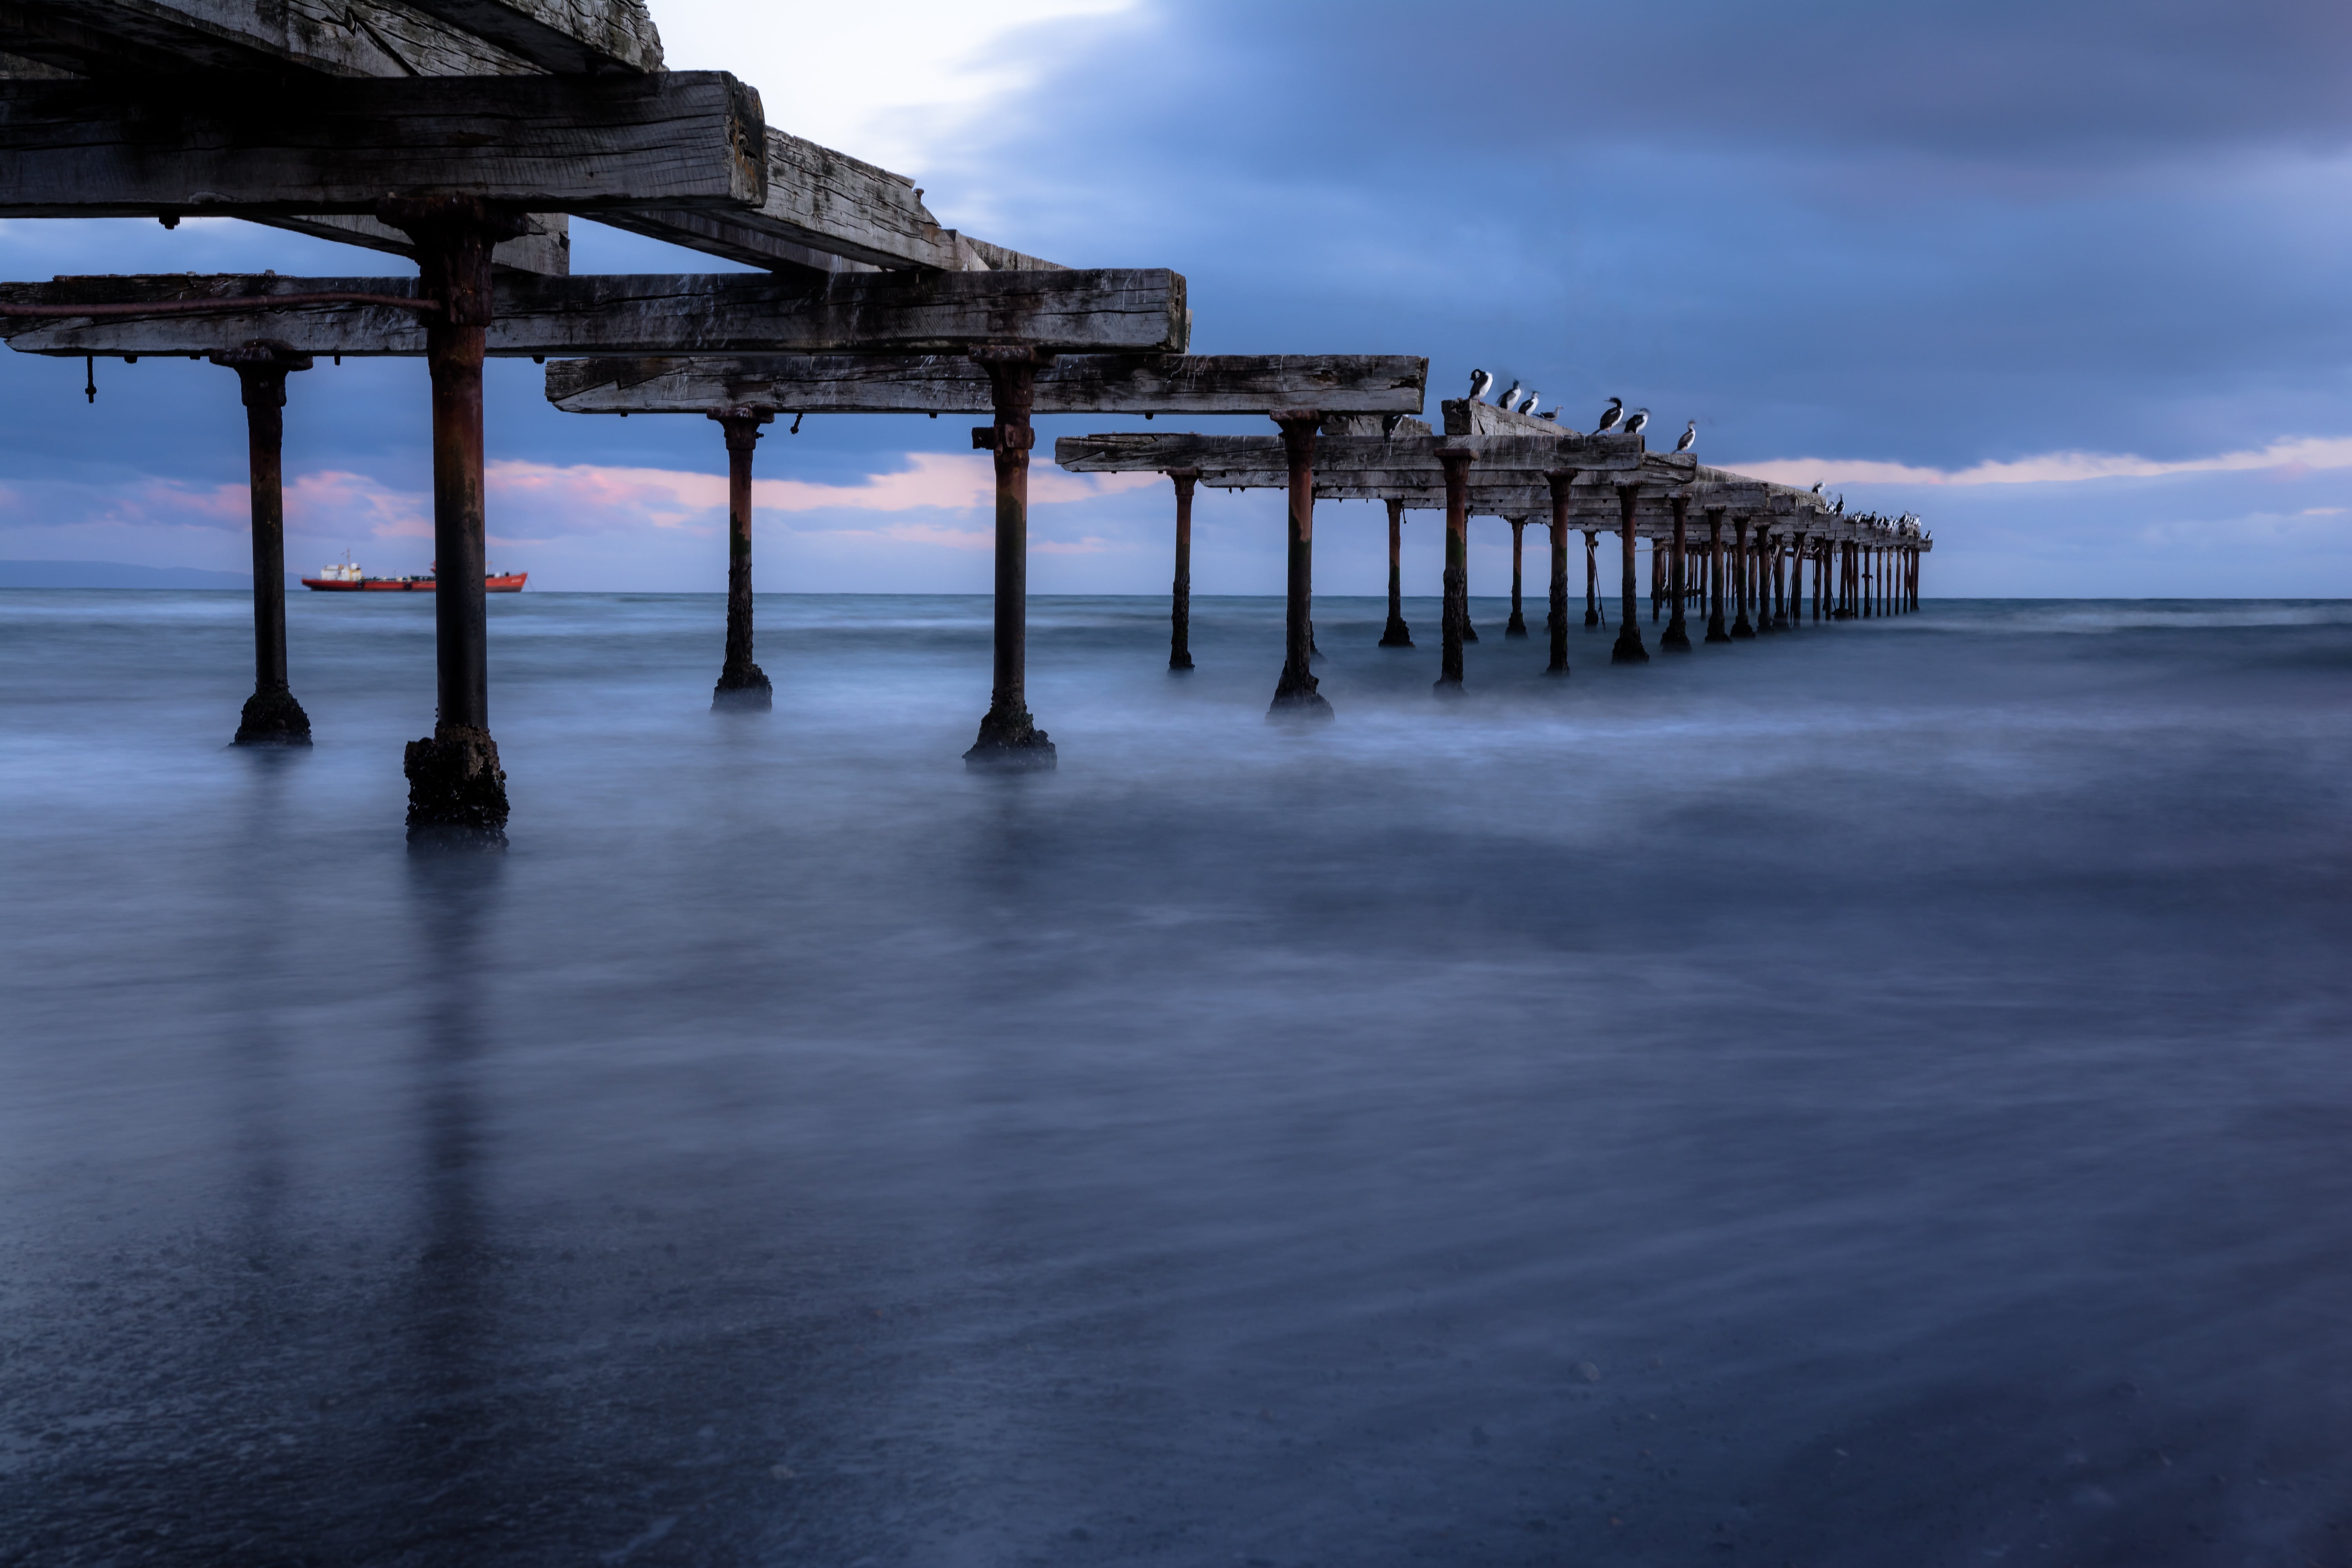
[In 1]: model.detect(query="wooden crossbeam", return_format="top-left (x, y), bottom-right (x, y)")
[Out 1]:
top-left (1053, 431), bottom-right (1657, 477)
top-left (0, 268), bottom-right (1191, 356)
top-left (248, 211), bottom-right (572, 276)
top-left (0, 71), bottom-right (763, 217)
top-left (545, 354), bottom-right (1428, 415)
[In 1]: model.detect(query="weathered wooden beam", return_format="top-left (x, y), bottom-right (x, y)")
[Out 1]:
top-left (0, 0), bottom-right (538, 78)
top-left (0, 267), bottom-right (1190, 356)
top-left (546, 353), bottom-right (1427, 415)
top-left (1441, 397), bottom-right (1581, 438)
top-left (393, 0), bottom-right (659, 75)
top-left (600, 127), bottom-right (1065, 275)
top-left (1054, 430), bottom-right (1648, 477)
top-left (0, 71), bottom-right (764, 217)
top-left (245, 211), bottom-right (571, 275)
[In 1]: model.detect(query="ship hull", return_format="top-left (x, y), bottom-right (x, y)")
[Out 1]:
top-left (302, 574), bottom-right (526, 592)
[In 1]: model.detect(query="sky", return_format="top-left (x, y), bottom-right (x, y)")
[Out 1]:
top-left (2, 0), bottom-right (2350, 597)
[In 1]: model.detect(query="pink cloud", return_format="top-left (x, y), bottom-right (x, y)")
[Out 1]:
top-left (1744, 434), bottom-right (2352, 489)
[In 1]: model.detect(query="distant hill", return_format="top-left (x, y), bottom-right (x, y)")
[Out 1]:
top-left (0, 561), bottom-right (301, 590)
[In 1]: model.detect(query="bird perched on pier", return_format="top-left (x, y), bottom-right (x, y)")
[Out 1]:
top-left (1594, 397), bottom-right (1624, 434)
top-left (1468, 368), bottom-right (1494, 404)
top-left (1538, 408), bottom-right (1561, 422)
top-left (1832, 495), bottom-right (1846, 515)
top-left (1516, 389), bottom-right (1541, 415)
top-left (1497, 379), bottom-right (1523, 412)
top-left (1622, 407), bottom-right (1650, 438)
top-left (1811, 481), bottom-right (1824, 494)
top-left (1674, 419), bottom-right (1696, 452)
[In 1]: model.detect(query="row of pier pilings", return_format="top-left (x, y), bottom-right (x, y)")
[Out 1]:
top-left (1151, 469), bottom-right (1925, 718)
top-left (204, 333), bottom-right (1073, 847)
top-left (205, 342), bottom-right (1924, 838)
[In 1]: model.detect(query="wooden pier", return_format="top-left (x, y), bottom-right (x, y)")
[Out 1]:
top-left (0, 0), bottom-right (1931, 840)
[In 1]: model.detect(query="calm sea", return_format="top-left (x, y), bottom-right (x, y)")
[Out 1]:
top-left (4, 589), bottom-right (2350, 1566)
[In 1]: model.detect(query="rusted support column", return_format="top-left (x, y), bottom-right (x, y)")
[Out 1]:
top-left (1911, 546), bottom-right (1922, 611)
top-left (381, 197), bottom-right (525, 845)
top-left (1661, 495), bottom-right (1691, 651)
top-left (1730, 517), bottom-right (1756, 639)
top-left (1610, 484), bottom-right (1648, 664)
top-left (212, 342), bottom-right (314, 747)
top-left (1582, 529), bottom-right (1600, 628)
top-left (1435, 446), bottom-right (1473, 695)
top-left (1379, 497), bottom-right (1412, 647)
top-left (1753, 527), bottom-right (1776, 633)
top-left (707, 405), bottom-right (775, 710)
top-left (1168, 468), bottom-right (1199, 670)
top-left (1864, 546), bottom-right (1876, 618)
top-left (1544, 469), bottom-right (1576, 675)
top-left (1769, 531), bottom-right (1788, 630)
top-left (1268, 410), bottom-right (1332, 720)
top-left (1649, 536), bottom-right (1662, 623)
top-left (965, 345), bottom-right (1058, 768)
top-left (1704, 509), bottom-right (1730, 643)
top-left (1505, 516), bottom-right (1529, 637)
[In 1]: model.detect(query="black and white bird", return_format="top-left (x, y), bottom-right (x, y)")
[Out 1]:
top-left (1497, 379), bottom-right (1523, 412)
top-left (1622, 407), bottom-right (1650, 438)
top-left (1810, 480), bottom-right (1824, 495)
top-left (1538, 407), bottom-right (1561, 422)
top-left (1593, 397), bottom-right (1624, 434)
top-left (1515, 389), bottom-right (1541, 415)
top-left (1468, 368), bottom-right (1494, 403)
top-left (1673, 419), bottom-right (1696, 453)
top-left (1831, 495), bottom-right (1846, 516)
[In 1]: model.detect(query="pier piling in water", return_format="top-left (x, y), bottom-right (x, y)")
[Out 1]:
top-left (1379, 497), bottom-right (1413, 647)
top-left (1730, 516), bottom-right (1756, 639)
top-left (1705, 509), bottom-right (1730, 642)
top-left (708, 406), bottom-right (775, 710)
top-left (1544, 471), bottom-right (1576, 675)
top-left (1661, 495), bottom-right (1691, 651)
top-left (1504, 516), bottom-right (1530, 637)
top-left (384, 198), bottom-right (521, 846)
top-left (1610, 483), bottom-right (1648, 664)
top-left (212, 341), bottom-right (313, 747)
top-left (1267, 410), bottom-right (1332, 720)
top-left (1435, 446), bottom-right (1472, 695)
top-left (1169, 468), bottom-right (1199, 670)
top-left (965, 346), bottom-right (1057, 769)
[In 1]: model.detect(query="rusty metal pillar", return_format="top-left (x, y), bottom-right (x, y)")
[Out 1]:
top-left (1268, 410), bottom-right (1331, 719)
top-left (965, 346), bottom-right (1057, 768)
top-left (211, 342), bottom-right (313, 747)
top-left (1505, 517), bottom-right (1530, 637)
top-left (1730, 517), bottom-right (1756, 639)
top-left (1785, 532), bottom-right (1806, 626)
top-left (380, 198), bottom-right (525, 844)
top-left (1544, 470), bottom-right (1576, 675)
top-left (1585, 528), bottom-right (1606, 630)
top-left (708, 406), bottom-right (775, 710)
top-left (1650, 535), bottom-right (1663, 623)
top-left (1704, 509), bottom-right (1730, 644)
top-left (1610, 484), bottom-right (1648, 664)
top-left (1168, 468), bottom-right (1199, 671)
top-left (1661, 495), bottom-right (1691, 651)
top-left (1379, 497), bottom-right (1412, 648)
top-left (1436, 446), bottom-right (1473, 694)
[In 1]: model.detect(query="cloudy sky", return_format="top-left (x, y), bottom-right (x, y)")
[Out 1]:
top-left (2, 0), bottom-right (2349, 596)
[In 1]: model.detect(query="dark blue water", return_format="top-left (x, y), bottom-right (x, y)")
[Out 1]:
top-left (4, 589), bottom-right (2351, 1566)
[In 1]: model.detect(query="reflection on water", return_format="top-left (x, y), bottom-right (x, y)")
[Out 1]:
top-left (3, 590), bottom-right (2351, 1566)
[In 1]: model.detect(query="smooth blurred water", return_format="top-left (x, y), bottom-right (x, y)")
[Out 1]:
top-left (4, 588), bottom-right (2350, 1567)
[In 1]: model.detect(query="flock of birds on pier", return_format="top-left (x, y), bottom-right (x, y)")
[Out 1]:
top-left (1464, 369), bottom-right (1933, 546)
top-left (1466, 370), bottom-right (1695, 451)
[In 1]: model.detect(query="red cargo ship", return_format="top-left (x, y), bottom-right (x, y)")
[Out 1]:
top-left (302, 557), bottom-right (525, 592)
